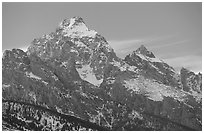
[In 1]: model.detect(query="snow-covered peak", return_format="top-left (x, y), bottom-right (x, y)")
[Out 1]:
top-left (59, 17), bottom-right (97, 38)
top-left (127, 45), bottom-right (163, 63)
top-left (76, 63), bottom-right (103, 86)
top-left (134, 45), bottom-right (155, 58)
top-left (135, 53), bottom-right (163, 63)
top-left (59, 17), bottom-right (85, 28)
top-left (124, 45), bottom-right (164, 72)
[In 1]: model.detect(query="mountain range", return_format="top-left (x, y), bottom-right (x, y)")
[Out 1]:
top-left (2, 16), bottom-right (202, 131)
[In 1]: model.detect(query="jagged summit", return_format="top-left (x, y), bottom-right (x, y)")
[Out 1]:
top-left (134, 45), bottom-right (155, 58)
top-left (59, 16), bottom-right (85, 28)
top-left (137, 45), bottom-right (147, 52)
top-left (27, 16), bottom-right (116, 86)
top-left (71, 16), bottom-right (85, 23)
top-left (180, 67), bottom-right (196, 77)
top-left (3, 48), bottom-right (26, 59)
top-left (125, 45), bottom-right (162, 64)
top-left (181, 67), bottom-right (190, 72)
top-left (3, 17), bottom-right (202, 131)
top-left (180, 67), bottom-right (202, 93)
top-left (58, 17), bottom-right (97, 38)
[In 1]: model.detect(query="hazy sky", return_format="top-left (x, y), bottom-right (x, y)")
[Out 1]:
top-left (2, 2), bottom-right (202, 73)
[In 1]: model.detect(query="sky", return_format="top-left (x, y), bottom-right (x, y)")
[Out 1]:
top-left (2, 2), bottom-right (202, 73)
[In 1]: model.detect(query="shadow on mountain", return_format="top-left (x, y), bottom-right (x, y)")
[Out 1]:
top-left (2, 100), bottom-right (109, 131)
top-left (2, 100), bottom-right (196, 131)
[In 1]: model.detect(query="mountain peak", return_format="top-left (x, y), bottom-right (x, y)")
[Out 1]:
top-left (136, 45), bottom-right (147, 52)
top-left (59, 16), bottom-right (85, 28)
top-left (58, 16), bottom-right (97, 38)
top-left (180, 67), bottom-right (192, 73)
top-left (72, 16), bottom-right (85, 23)
top-left (180, 67), bottom-right (193, 75)
top-left (134, 45), bottom-right (155, 58)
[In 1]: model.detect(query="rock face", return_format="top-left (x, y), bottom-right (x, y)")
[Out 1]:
top-left (180, 67), bottom-right (202, 93)
top-left (2, 17), bottom-right (202, 131)
top-left (124, 45), bottom-right (181, 88)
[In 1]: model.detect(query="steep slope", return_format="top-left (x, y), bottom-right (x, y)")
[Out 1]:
top-left (124, 45), bottom-right (202, 100)
top-left (2, 17), bottom-right (121, 130)
top-left (100, 45), bottom-right (202, 130)
top-left (180, 67), bottom-right (202, 93)
top-left (3, 100), bottom-right (109, 131)
top-left (2, 17), bottom-right (202, 131)
top-left (124, 45), bottom-right (181, 88)
top-left (2, 48), bottom-right (105, 122)
top-left (28, 16), bottom-right (118, 86)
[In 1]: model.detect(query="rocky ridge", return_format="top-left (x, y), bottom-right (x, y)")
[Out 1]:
top-left (2, 17), bottom-right (202, 130)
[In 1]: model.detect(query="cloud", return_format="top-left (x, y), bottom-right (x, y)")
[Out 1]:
top-left (108, 39), bottom-right (144, 50)
top-left (150, 40), bottom-right (189, 50)
top-left (108, 39), bottom-right (143, 46)
top-left (108, 33), bottom-right (187, 49)
top-left (108, 34), bottom-right (188, 58)
top-left (107, 35), bottom-right (201, 74)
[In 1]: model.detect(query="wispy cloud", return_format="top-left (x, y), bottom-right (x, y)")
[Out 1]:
top-left (150, 39), bottom-right (189, 50)
top-left (108, 39), bottom-right (143, 46)
top-left (109, 33), bottom-right (182, 48)
top-left (108, 34), bottom-right (188, 57)
top-left (107, 35), bottom-right (201, 73)
top-left (108, 39), bottom-right (144, 51)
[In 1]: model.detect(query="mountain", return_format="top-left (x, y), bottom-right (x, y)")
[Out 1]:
top-left (124, 45), bottom-right (181, 88)
top-left (180, 67), bottom-right (202, 93)
top-left (2, 17), bottom-right (202, 131)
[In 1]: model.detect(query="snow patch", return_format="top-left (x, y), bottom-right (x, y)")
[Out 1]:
top-left (26, 72), bottom-right (41, 80)
top-left (60, 61), bottom-right (68, 67)
top-left (76, 41), bottom-right (86, 47)
top-left (128, 110), bottom-right (143, 120)
top-left (62, 21), bottom-right (97, 38)
top-left (70, 48), bottom-right (78, 54)
top-left (55, 106), bottom-right (63, 113)
top-left (76, 64), bottom-right (103, 86)
top-left (111, 59), bottom-right (138, 73)
top-left (123, 77), bottom-right (189, 102)
top-left (136, 53), bottom-right (163, 63)
top-left (149, 63), bottom-right (164, 75)
top-left (52, 75), bottom-right (58, 81)
top-left (3, 84), bottom-right (11, 88)
top-left (124, 79), bottom-right (140, 93)
top-left (150, 57), bottom-right (163, 62)
top-left (42, 81), bottom-right (48, 85)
